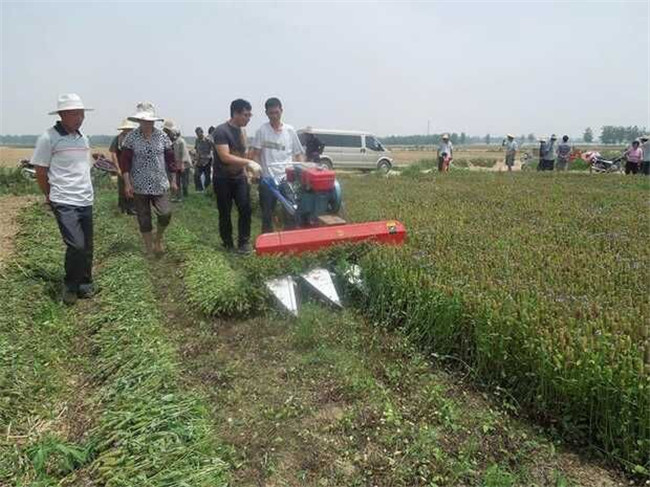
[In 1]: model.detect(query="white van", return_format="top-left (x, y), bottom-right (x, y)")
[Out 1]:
top-left (297, 128), bottom-right (393, 172)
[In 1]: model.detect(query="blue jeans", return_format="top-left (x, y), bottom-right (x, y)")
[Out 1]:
top-left (50, 203), bottom-right (93, 292)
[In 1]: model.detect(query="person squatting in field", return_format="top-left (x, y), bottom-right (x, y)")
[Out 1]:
top-left (437, 134), bottom-right (453, 172)
top-left (623, 139), bottom-right (643, 175)
top-left (121, 102), bottom-right (179, 256)
top-left (109, 119), bottom-right (138, 214)
top-left (31, 93), bottom-right (95, 306)
top-left (504, 134), bottom-right (517, 171)
top-left (162, 120), bottom-right (192, 202)
top-left (251, 97), bottom-right (305, 234)
top-left (209, 99), bottom-right (262, 254)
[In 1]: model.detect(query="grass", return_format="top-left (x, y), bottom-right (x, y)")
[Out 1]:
top-left (339, 170), bottom-right (650, 473)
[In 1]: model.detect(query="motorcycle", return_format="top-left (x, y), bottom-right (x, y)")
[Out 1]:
top-left (582, 151), bottom-right (625, 174)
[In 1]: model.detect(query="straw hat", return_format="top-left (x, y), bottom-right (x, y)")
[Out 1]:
top-left (550, 134), bottom-right (557, 140)
top-left (127, 101), bottom-right (164, 122)
top-left (640, 135), bottom-right (649, 141)
top-left (539, 137), bottom-right (547, 142)
top-left (506, 133), bottom-right (514, 139)
top-left (162, 119), bottom-right (180, 135)
top-left (442, 133), bottom-right (449, 140)
top-left (48, 93), bottom-right (94, 115)
top-left (117, 119), bottom-right (138, 131)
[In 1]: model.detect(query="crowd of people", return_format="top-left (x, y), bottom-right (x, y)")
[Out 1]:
top-left (30, 93), bottom-right (308, 305)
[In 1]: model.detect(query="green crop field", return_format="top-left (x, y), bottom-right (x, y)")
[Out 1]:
top-left (1, 169), bottom-right (647, 486)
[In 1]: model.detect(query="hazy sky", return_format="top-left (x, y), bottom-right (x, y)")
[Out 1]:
top-left (1, 1), bottom-right (648, 138)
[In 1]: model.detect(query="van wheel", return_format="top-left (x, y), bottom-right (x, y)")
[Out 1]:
top-left (321, 158), bottom-right (333, 169)
top-left (377, 160), bottom-right (392, 173)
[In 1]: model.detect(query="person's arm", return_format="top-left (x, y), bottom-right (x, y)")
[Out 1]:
top-left (251, 148), bottom-right (261, 163)
top-left (35, 166), bottom-right (50, 202)
top-left (290, 129), bottom-right (305, 162)
top-left (121, 149), bottom-right (135, 198)
top-left (30, 133), bottom-right (52, 203)
top-left (216, 144), bottom-right (254, 168)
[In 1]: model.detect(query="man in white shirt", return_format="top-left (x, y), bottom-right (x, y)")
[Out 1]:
top-left (504, 134), bottom-right (518, 171)
top-left (251, 97), bottom-right (305, 233)
top-left (31, 94), bottom-right (95, 305)
top-left (437, 134), bottom-right (453, 172)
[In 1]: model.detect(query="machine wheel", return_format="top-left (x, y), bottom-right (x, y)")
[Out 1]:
top-left (377, 159), bottom-right (392, 174)
top-left (321, 158), bottom-right (333, 169)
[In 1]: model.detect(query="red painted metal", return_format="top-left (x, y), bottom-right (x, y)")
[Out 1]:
top-left (301, 167), bottom-right (336, 191)
top-left (255, 220), bottom-right (406, 255)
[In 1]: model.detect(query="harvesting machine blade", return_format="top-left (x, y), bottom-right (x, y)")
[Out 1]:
top-left (300, 268), bottom-right (342, 308)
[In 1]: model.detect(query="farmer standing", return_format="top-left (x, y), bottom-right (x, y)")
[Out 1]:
top-left (31, 93), bottom-right (95, 305)
top-left (251, 97), bottom-right (305, 233)
top-left (537, 137), bottom-right (546, 171)
top-left (210, 99), bottom-right (261, 253)
top-left (109, 119), bottom-right (138, 214)
top-left (504, 134), bottom-right (518, 172)
top-left (640, 135), bottom-right (650, 176)
top-left (437, 134), bottom-right (453, 172)
top-left (121, 102), bottom-right (179, 255)
top-left (541, 134), bottom-right (557, 171)
top-left (556, 135), bottom-right (571, 171)
top-left (194, 127), bottom-right (213, 191)
top-left (623, 139), bottom-right (643, 175)
top-left (162, 120), bottom-right (192, 201)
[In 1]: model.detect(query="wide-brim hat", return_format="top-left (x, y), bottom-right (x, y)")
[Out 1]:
top-left (506, 133), bottom-right (514, 138)
top-left (48, 93), bottom-right (94, 115)
top-left (127, 101), bottom-right (164, 122)
top-left (539, 137), bottom-right (547, 142)
top-left (117, 119), bottom-right (138, 131)
top-left (640, 135), bottom-right (649, 141)
top-left (550, 134), bottom-right (557, 140)
top-left (162, 119), bottom-right (179, 133)
top-left (442, 134), bottom-right (449, 139)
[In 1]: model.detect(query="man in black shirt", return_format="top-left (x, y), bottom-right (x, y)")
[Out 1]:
top-left (211, 99), bottom-right (261, 253)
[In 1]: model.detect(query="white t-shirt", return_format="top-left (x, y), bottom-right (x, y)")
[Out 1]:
top-left (30, 123), bottom-right (94, 206)
top-left (252, 122), bottom-right (304, 182)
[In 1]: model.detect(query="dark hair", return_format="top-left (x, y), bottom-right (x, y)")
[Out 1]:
top-left (208, 126), bottom-right (215, 134)
top-left (230, 99), bottom-right (252, 117)
top-left (562, 135), bottom-right (569, 142)
top-left (195, 126), bottom-right (203, 133)
top-left (632, 140), bottom-right (640, 145)
top-left (265, 97), bottom-right (282, 111)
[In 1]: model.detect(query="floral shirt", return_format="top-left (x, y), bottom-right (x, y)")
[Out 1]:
top-left (122, 128), bottom-right (174, 195)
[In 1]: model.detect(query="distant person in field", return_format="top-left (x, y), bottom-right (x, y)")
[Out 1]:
top-left (251, 97), bottom-right (305, 233)
top-left (504, 134), bottom-right (518, 172)
top-left (121, 102), bottom-right (179, 256)
top-left (623, 139), bottom-right (643, 175)
top-left (194, 127), bottom-right (213, 191)
top-left (437, 134), bottom-right (453, 172)
top-left (556, 135), bottom-right (572, 171)
top-left (162, 120), bottom-right (192, 201)
top-left (31, 93), bottom-right (95, 305)
top-left (210, 99), bottom-right (261, 254)
top-left (537, 137), bottom-right (546, 171)
top-left (541, 134), bottom-right (557, 171)
top-left (109, 119), bottom-right (138, 214)
top-left (305, 133), bottom-right (325, 163)
top-left (640, 135), bottom-right (650, 176)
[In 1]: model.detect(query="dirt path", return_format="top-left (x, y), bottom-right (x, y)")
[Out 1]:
top-left (145, 244), bottom-right (628, 486)
top-left (0, 195), bottom-right (39, 266)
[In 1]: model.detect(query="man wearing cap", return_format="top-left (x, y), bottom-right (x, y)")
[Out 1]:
top-left (251, 97), bottom-right (305, 234)
top-left (31, 94), bottom-right (95, 305)
top-left (109, 119), bottom-right (138, 214)
top-left (210, 99), bottom-right (261, 254)
top-left (121, 102), bottom-right (179, 255)
top-left (640, 135), bottom-right (650, 176)
top-left (504, 134), bottom-right (518, 172)
top-left (541, 134), bottom-right (557, 171)
top-left (436, 134), bottom-right (453, 172)
top-left (194, 127), bottom-right (213, 192)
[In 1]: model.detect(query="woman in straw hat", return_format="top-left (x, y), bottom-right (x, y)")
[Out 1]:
top-left (109, 119), bottom-right (138, 214)
top-left (121, 102), bottom-right (179, 255)
top-left (504, 134), bottom-right (518, 172)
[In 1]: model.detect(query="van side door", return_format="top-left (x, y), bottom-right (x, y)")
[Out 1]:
top-left (319, 134), bottom-right (364, 168)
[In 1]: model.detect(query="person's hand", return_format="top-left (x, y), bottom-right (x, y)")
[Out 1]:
top-left (171, 179), bottom-right (178, 192)
top-left (246, 160), bottom-right (262, 177)
top-left (124, 180), bottom-right (134, 198)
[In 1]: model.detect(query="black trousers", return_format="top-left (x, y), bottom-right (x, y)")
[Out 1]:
top-left (642, 161), bottom-right (650, 175)
top-left (541, 159), bottom-right (555, 171)
top-left (625, 161), bottom-right (639, 175)
top-left (51, 203), bottom-right (93, 292)
top-left (258, 182), bottom-right (277, 234)
top-left (214, 178), bottom-right (251, 247)
top-left (194, 164), bottom-right (212, 191)
top-left (175, 168), bottom-right (190, 197)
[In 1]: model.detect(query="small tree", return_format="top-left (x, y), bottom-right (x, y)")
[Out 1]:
top-left (484, 134), bottom-right (491, 145)
top-left (527, 133), bottom-right (535, 143)
top-left (460, 132), bottom-right (467, 145)
top-left (583, 127), bottom-right (594, 143)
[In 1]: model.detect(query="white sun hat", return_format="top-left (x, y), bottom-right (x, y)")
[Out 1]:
top-left (48, 93), bottom-right (94, 115)
top-left (127, 101), bottom-right (164, 122)
top-left (117, 119), bottom-right (139, 131)
top-left (506, 133), bottom-right (515, 138)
